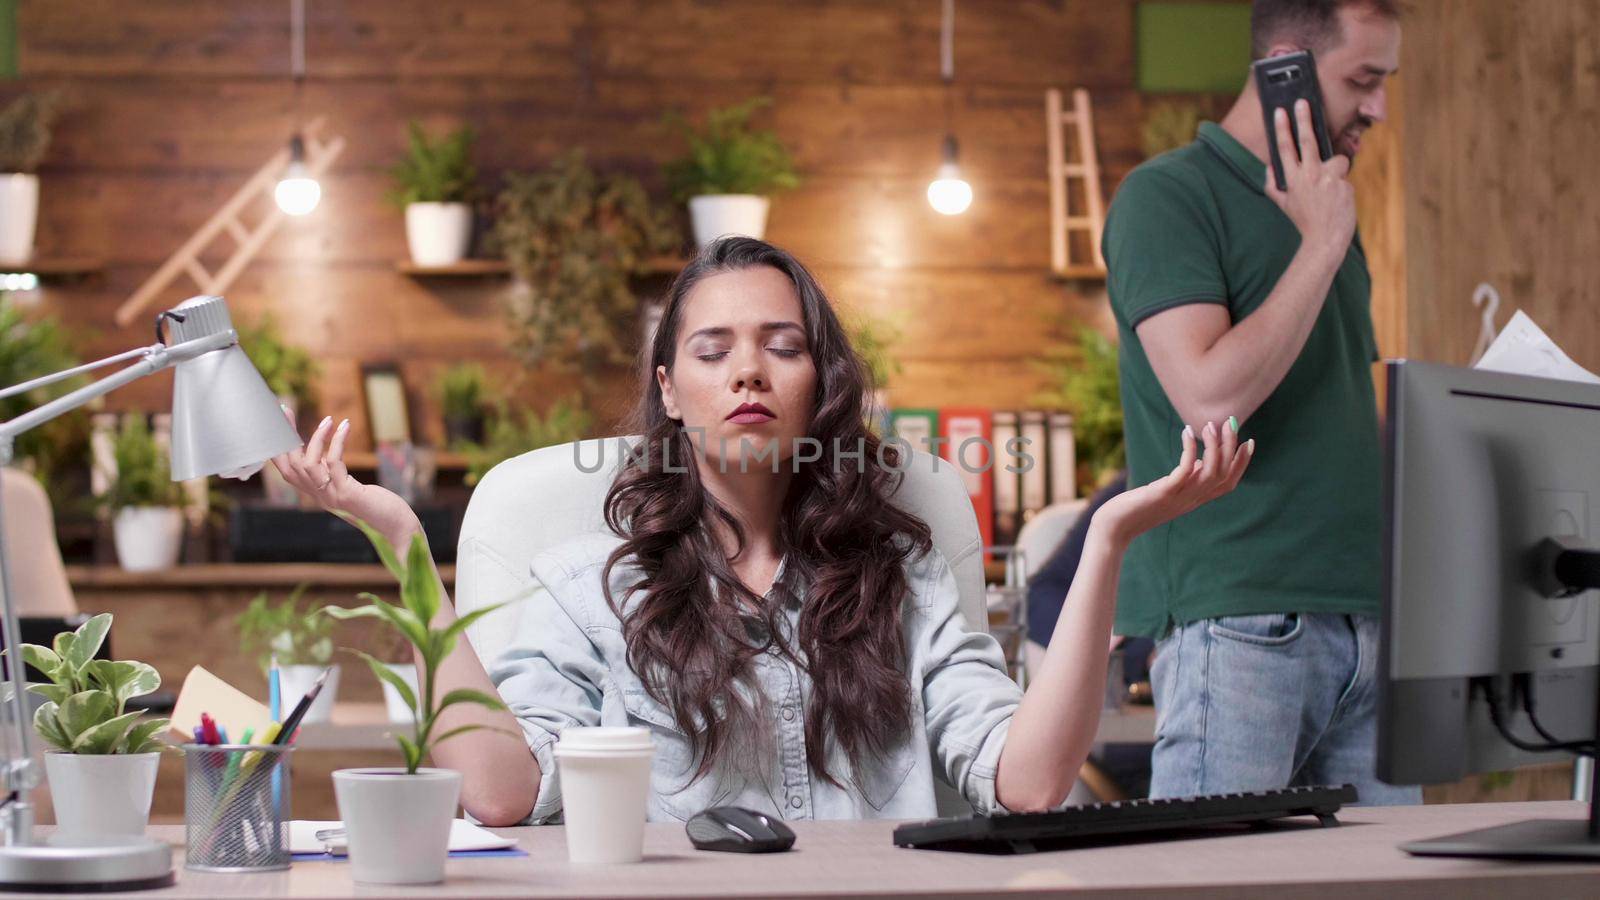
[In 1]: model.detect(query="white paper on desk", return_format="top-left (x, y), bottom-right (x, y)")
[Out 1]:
top-left (289, 819), bottom-right (518, 854)
top-left (1475, 310), bottom-right (1600, 383)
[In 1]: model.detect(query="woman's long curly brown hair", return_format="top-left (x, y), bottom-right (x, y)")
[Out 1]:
top-left (602, 237), bottom-right (933, 786)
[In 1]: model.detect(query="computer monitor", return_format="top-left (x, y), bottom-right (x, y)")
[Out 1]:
top-left (1379, 360), bottom-right (1600, 859)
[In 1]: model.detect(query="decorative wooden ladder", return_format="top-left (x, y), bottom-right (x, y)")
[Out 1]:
top-left (114, 116), bottom-right (347, 327)
top-left (1045, 88), bottom-right (1108, 279)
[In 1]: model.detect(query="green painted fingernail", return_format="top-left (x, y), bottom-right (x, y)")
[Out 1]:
top-left (1227, 416), bottom-right (1239, 433)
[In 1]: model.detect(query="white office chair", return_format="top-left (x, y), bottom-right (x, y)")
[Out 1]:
top-left (454, 436), bottom-right (988, 815)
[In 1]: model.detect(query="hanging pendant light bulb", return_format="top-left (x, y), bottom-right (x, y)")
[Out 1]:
top-left (927, 0), bottom-right (972, 215)
top-left (927, 134), bottom-right (973, 216)
top-left (274, 134), bottom-right (321, 216)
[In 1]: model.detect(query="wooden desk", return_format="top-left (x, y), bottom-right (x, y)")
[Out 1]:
top-left (50, 801), bottom-right (1598, 898)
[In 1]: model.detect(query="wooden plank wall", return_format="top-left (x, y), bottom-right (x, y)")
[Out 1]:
top-left (11, 0), bottom-right (1185, 447)
top-left (1399, 0), bottom-right (1600, 367)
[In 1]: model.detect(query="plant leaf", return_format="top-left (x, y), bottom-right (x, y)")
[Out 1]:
top-left (437, 688), bottom-right (507, 715)
top-left (88, 660), bottom-right (161, 709)
top-left (32, 701), bottom-right (70, 751)
top-left (340, 515), bottom-right (405, 581)
top-left (395, 733), bottom-right (422, 775)
top-left (400, 533), bottom-right (440, 624)
top-left (65, 614), bottom-right (112, 671)
top-left (20, 644), bottom-right (61, 679)
top-left (58, 690), bottom-right (114, 741)
top-left (437, 599), bottom-right (518, 647)
top-left (353, 650), bottom-right (417, 721)
top-left (71, 709), bottom-right (141, 754)
top-left (122, 718), bottom-right (170, 755)
top-left (26, 682), bottom-right (70, 705)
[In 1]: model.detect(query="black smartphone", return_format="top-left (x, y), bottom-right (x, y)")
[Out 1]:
top-left (1253, 50), bottom-right (1334, 192)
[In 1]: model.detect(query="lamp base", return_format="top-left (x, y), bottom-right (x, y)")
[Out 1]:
top-left (0, 833), bottom-right (174, 892)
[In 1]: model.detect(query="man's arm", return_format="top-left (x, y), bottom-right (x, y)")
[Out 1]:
top-left (1137, 100), bottom-right (1357, 429)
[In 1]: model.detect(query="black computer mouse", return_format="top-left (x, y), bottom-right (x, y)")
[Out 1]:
top-left (685, 806), bottom-right (796, 853)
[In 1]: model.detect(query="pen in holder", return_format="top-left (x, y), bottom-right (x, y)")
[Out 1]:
top-left (183, 743), bottom-right (294, 872)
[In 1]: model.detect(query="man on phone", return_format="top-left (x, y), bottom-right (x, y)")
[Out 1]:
top-left (1103, 0), bottom-right (1416, 803)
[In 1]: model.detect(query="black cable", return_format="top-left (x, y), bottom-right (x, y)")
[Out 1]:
top-left (1516, 672), bottom-right (1597, 755)
top-left (1477, 676), bottom-right (1595, 755)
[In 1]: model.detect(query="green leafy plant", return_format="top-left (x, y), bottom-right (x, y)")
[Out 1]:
top-left (1033, 327), bottom-right (1125, 490)
top-left (388, 121), bottom-right (479, 207)
top-left (663, 97), bottom-right (801, 202)
top-left (100, 416), bottom-right (182, 512)
top-left (1140, 101), bottom-right (1204, 160)
top-left (18, 613), bottom-right (169, 754)
top-left (436, 363), bottom-right (487, 421)
top-left (0, 297), bottom-right (87, 495)
top-left (237, 314), bottom-right (319, 408)
top-left (0, 91), bottom-right (63, 174)
top-left (461, 396), bottom-right (592, 487)
top-left (845, 311), bottom-right (905, 392)
top-left (494, 150), bottom-right (680, 374)
top-left (238, 583), bottom-right (336, 672)
top-left (323, 522), bottom-right (515, 774)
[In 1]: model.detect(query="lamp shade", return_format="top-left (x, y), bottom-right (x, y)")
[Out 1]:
top-left (165, 296), bottom-right (303, 481)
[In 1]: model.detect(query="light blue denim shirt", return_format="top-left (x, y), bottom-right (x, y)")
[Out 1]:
top-left (485, 532), bottom-right (1021, 823)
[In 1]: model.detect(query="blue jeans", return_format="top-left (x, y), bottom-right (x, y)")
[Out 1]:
top-left (1148, 612), bottom-right (1421, 806)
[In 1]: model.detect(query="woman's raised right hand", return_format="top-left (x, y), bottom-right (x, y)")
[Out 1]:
top-left (270, 412), bottom-right (423, 550)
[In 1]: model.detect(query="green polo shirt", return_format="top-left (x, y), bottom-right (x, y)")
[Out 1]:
top-left (1103, 121), bottom-right (1381, 638)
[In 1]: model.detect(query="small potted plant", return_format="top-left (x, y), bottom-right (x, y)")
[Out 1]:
top-left (664, 96), bottom-right (800, 246)
top-left (389, 121), bottom-right (478, 267)
top-left (324, 521), bottom-right (515, 885)
top-left (238, 583), bottom-right (342, 723)
top-left (1033, 326), bottom-right (1125, 493)
top-left (845, 311), bottom-right (905, 434)
top-left (19, 613), bottom-right (169, 836)
top-left (102, 416), bottom-right (185, 571)
top-left (436, 363), bottom-right (488, 447)
top-left (0, 91), bottom-right (62, 265)
top-left (238, 315), bottom-right (318, 505)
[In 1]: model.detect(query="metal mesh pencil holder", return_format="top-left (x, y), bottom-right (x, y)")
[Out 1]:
top-left (183, 744), bottom-right (293, 872)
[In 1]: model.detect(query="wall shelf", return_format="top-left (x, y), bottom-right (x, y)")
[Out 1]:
top-left (0, 256), bottom-right (105, 283)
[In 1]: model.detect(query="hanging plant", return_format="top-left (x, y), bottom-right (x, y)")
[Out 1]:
top-left (493, 151), bottom-right (680, 374)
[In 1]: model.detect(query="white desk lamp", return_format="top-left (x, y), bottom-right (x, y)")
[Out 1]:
top-left (0, 295), bottom-right (300, 890)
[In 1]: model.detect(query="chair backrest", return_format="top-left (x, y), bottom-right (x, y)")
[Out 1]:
top-left (455, 437), bottom-right (987, 668)
top-left (1013, 499), bottom-right (1089, 580)
top-left (1, 468), bottom-right (76, 618)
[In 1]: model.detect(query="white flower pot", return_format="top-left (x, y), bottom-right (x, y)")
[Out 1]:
top-left (379, 663), bottom-right (419, 724)
top-left (404, 202), bottom-right (472, 267)
top-left (0, 173), bottom-right (39, 265)
top-left (332, 768), bottom-right (460, 885)
top-left (688, 194), bottom-right (770, 246)
top-left (112, 507), bottom-right (184, 572)
top-left (44, 751), bottom-right (161, 837)
top-left (278, 663), bottom-right (339, 724)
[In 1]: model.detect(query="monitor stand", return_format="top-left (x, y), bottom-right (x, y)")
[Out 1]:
top-left (1401, 816), bottom-right (1600, 861)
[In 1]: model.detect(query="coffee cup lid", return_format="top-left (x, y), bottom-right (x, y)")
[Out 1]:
top-left (555, 726), bottom-right (654, 754)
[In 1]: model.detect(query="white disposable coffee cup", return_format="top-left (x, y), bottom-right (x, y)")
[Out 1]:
top-left (554, 726), bottom-right (656, 864)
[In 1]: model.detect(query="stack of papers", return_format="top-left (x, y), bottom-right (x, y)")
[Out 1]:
top-left (288, 819), bottom-right (518, 855)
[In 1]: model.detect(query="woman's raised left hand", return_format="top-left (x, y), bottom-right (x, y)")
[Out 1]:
top-left (1092, 419), bottom-right (1253, 548)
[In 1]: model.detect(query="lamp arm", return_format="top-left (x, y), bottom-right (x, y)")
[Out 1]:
top-left (0, 345), bottom-right (159, 404)
top-left (0, 327), bottom-right (236, 845)
top-left (0, 331), bottom-right (236, 455)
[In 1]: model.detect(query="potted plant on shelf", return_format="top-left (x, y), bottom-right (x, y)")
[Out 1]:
top-left (389, 121), bottom-right (479, 267)
top-left (436, 363), bottom-right (488, 447)
top-left (101, 416), bottom-right (185, 571)
top-left (1033, 326), bottom-right (1125, 494)
top-left (663, 96), bottom-right (800, 246)
top-left (238, 583), bottom-right (342, 723)
top-left (0, 91), bottom-right (62, 265)
top-left (844, 311), bottom-right (905, 435)
top-left (18, 613), bottom-right (170, 837)
top-left (0, 296), bottom-right (88, 503)
top-left (460, 396), bottom-right (592, 488)
top-left (370, 627), bottom-right (419, 725)
top-left (323, 521), bottom-right (515, 885)
top-left (237, 314), bottom-right (318, 505)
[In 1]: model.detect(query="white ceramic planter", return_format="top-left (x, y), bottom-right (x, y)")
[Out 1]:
top-left (0, 173), bottom-right (39, 265)
top-left (278, 663), bottom-right (340, 724)
top-left (379, 663), bottom-right (420, 723)
top-left (404, 202), bottom-right (472, 267)
top-left (332, 768), bottom-right (461, 885)
top-left (44, 751), bottom-right (160, 837)
top-left (112, 506), bottom-right (184, 572)
top-left (688, 194), bottom-right (770, 246)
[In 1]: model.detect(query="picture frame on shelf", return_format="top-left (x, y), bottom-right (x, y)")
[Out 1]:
top-left (360, 363), bottom-right (412, 446)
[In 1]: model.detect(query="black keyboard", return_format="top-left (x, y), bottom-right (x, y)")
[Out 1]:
top-left (893, 784), bottom-right (1358, 854)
